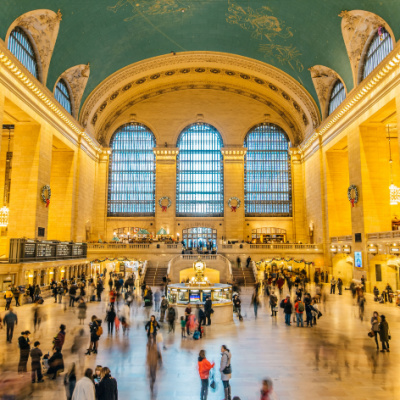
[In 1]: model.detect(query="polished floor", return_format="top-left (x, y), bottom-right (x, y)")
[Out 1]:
top-left (0, 285), bottom-right (399, 400)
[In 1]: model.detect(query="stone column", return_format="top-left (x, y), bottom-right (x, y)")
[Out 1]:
top-left (154, 148), bottom-right (178, 238)
top-left (222, 148), bottom-right (246, 241)
top-left (8, 123), bottom-right (52, 241)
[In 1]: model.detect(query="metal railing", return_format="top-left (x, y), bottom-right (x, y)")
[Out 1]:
top-left (366, 231), bottom-right (400, 240)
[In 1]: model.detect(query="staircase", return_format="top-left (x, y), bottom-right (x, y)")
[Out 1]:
top-left (232, 266), bottom-right (256, 287)
top-left (144, 264), bottom-right (168, 287)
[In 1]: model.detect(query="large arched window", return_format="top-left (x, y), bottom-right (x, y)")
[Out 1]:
top-left (244, 123), bottom-right (292, 216)
top-left (108, 123), bottom-right (156, 216)
top-left (328, 80), bottom-right (346, 116)
top-left (362, 27), bottom-right (393, 81)
top-left (176, 123), bottom-right (223, 216)
top-left (55, 79), bottom-right (72, 115)
top-left (7, 27), bottom-right (39, 79)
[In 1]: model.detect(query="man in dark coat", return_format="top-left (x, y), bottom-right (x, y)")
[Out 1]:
top-left (3, 307), bottom-right (18, 342)
top-left (30, 341), bottom-right (43, 383)
top-left (204, 296), bottom-right (212, 325)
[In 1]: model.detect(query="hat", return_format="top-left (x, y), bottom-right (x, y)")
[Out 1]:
top-left (24, 330), bottom-right (31, 335)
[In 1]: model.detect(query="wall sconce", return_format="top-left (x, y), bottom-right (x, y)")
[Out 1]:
top-left (342, 244), bottom-right (351, 253)
top-left (390, 243), bottom-right (400, 255)
top-left (368, 243), bottom-right (378, 255)
top-left (330, 245), bottom-right (337, 253)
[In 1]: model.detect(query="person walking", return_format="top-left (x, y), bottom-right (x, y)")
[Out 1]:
top-left (251, 290), bottom-right (260, 319)
top-left (371, 311), bottom-right (380, 350)
top-left (86, 315), bottom-right (102, 355)
top-left (330, 277), bottom-right (336, 294)
top-left (260, 378), bottom-right (278, 400)
top-left (147, 341), bottom-right (159, 395)
top-left (3, 307), bottom-right (18, 343)
top-left (30, 341), bottom-right (44, 383)
top-left (220, 345), bottom-right (232, 400)
top-left (359, 295), bottom-right (366, 321)
top-left (294, 298), bottom-right (304, 327)
top-left (145, 315), bottom-right (159, 342)
top-left (33, 302), bottom-right (42, 332)
top-left (18, 330), bottom-right (31, 373)
top-left (304, 295), bottom-right (314, 327)
top-left (72, 368), bottom-right (96, 400)
top-left (53, 324), bottom-right (66, 351)
top-left (282, 295), bottom-right (292, 326)
top-left (105, 304), bottom-right (116, 336)
top-left (4, 286), bottom-right (13, 310)
top-left (167, 304), bottom-right (176, 333)
top-left (160, 295), bottom-right (168, 322)
top-left (64, 363), bottom-right (77, 400)
top-left (77, 298), bottom-right (87, 325)
top-left (269, 291), bottom-right (278, 317)
top-left (154, 289), bottom-right (161, 313)
top-left (95, 367), bottom-right (118, 400)
top-left (337, 278), bottom-right (343, 295)
top-left (34, 285), bottom-right (41, 302)
top-left (379, 315), bottom-right (390, 352)
top-left (204, 296), bottom-right (212, 325)
top-left (198, 350), bottom-right (214, 400)
top-left (11, 285), bottom-right (20, 307)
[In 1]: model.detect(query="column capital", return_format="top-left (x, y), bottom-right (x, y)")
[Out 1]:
top-left (221, 147), bottom-right (247, 162)
top-left (153, 147), bottom-right (179, 161)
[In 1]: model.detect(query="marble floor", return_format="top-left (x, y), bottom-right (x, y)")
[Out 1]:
top-left (0, 285), bottom-right (399, 400)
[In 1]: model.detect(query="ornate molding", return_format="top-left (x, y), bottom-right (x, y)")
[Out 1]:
top-left (97, 81), bottom-right (303, 147)
top-left (221, 147), bottom-right (247, 162)
top-left (6, 9), bottom-right (62, 85)
top-left (80, 52), bottom-right (320, 132)
top-left (339, 10), bottom-right (394, 86)
top-left (153, 147), bottom-right (179, 161)
top-left (56, 64), bottom-right (90, 119)
top-left (309, 65), bottom-right (346, 120)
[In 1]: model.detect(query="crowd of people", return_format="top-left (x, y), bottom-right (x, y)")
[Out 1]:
top-left (0, 265), bottom-right (395, 400)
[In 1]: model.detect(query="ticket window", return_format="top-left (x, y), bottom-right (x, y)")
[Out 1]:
top-left (212, 289), bottom-right (232, 303)
top-left (178, 290), bottom-right (189, 303)
top-left (168, 289), bottom-right (178, 304)
top-left (189, 290), bottom-right (201, 304)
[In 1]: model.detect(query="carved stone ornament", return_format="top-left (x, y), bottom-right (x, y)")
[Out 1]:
top-left (309, 65), bottom-right (346, 119)
top-left (339, 10), bottom-right (394, 86)
top-left (56, 64), bottom-right (90, 119)
top-left (80, 52), bottom-right (320, 136)
top-left (6, 9), bottom-right (62, 85)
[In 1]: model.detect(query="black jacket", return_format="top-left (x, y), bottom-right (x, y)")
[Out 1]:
top-left (96, 374), bottom-right (118, 400)
top-left (18, 336), bottom-right (30, 350)
top-left (283, 299), bottom-right (292, 314)
top-left (204, 299), bottom-right (212, 313)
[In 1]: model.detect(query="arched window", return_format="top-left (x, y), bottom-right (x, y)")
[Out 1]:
top-left (108, 123), bottom-right (156, 216)
top-left (176, 123), bottom-right (223, 216)
top-left (7, 27), bottom-right (39, 79)
top-left (362, 27), bottom-right (393, 81)
top-left (244, 123), bottom-right (292, 216)
top-left (328, 80), bottom-right (346, 116)
top-left (55, 79), bottom-right (72, 115)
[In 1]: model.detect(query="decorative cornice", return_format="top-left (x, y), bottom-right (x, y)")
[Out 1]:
top-left (0, 45), bottom-right (101, 154)
top-left (221, 147), bottom-right (247, 161)
top-left (153, 147), bottom-right (179, 161)
top-left (80, 52), bottom-right (320, 133)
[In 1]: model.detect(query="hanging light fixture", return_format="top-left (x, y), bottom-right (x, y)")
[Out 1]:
top-left (0, 125), bottom-right (13, 227)
top-left (387, 124), bottom-right (400, 205)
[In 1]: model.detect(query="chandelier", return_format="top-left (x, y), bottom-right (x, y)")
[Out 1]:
top-left (388, 124), bottom-right (400, 205)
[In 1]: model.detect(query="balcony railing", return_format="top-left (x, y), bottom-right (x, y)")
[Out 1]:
top-left (330, 236), bottom-right (352, 243)
top-left (366, 231), bottom-right (400, 240)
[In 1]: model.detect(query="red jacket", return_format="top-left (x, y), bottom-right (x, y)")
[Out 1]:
top-left (198, 357), bottom-right (214, 379)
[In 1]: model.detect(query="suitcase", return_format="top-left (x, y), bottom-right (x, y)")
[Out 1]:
top-left (37, 297), bottom-right (44, 304)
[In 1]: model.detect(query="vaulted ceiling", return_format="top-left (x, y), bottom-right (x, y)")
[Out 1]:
top-left (1, 0), bottom-right (399, 111)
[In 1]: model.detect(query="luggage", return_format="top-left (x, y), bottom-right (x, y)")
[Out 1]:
top-left (193, 330), bottom-right (200, 340)
top-left (37, 297), bottom-right (44, 304)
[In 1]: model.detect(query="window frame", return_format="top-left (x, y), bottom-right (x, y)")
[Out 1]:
top-left (360, 27), bottom-right (393, 82)
top-left (7, 26), bottom-right (40, 80)
top-left (244, 123), bottom-right (292, 217)
top-left (54, 79), bottom-right (73, 116)
top-left (327, 80), bottom-right (346, 116)
top-left (107, 123), bottom-right (156, 217)
top-left (176, 123), bottom-right (224, 217)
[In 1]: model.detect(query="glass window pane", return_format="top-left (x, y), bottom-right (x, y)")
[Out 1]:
top-left (7, 27), bottom-right (39, 79)
top-left (244, 123), bottom-right (292, 217)
top-left (362, 28), bottom-right (393, 81)
top-left (328, 80), bottom-right (346, 115)
top-left (108, 123), bottom-right (156, 216)
top-left (176, 123), bottom-right (223, 217)
top-left (54, 79), bottom-right (72, 115)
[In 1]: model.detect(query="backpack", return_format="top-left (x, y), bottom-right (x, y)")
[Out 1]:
top-left (193, 330), bottom-right (200, 340)
top-left (297, 301), bottom-right (305, 312)
top-left (280, 299), bottom-right (285, 309)
top-left (95, 321), bottom-right (103, 336)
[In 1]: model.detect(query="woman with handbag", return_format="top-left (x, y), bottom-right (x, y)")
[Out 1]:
top-left (220, 345), bottom-right (232, 400)
top-left (370, 311), bottom-right (380, 350)
top-left (198, 350), bottom-right (215, 400)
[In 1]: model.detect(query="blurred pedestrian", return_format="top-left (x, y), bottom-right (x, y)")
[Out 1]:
top-left (282, 296), bottom-right (292, 326)
top-left (72, 368), bottom-right (95, 400)
top-left (147, 341), bottom-right (159, 395)
top-left (30, 341), bottom-right (43, 383)
top-left (204, 296), bottom-right (212, 325)
top-left (105, 304), bottom-right (116, 335)
top-left (3, 307), bottom-right (18, 343)
top-left (53, 324), bottom-right (66, 351)
top-left (78, 298), bottom-right (87, 325)
top-left (370, 311), bottom-right (380, 350)
top-left (95, 367), bottom-right (118, 400)
top-left (86, 315), bottom-right (102, 355)
top-left (379, 315), bottom-right (390, 352)
top-left (145, 315), bottom-right (159, 342)
top-left (180, 316), bottom-right (186, 338)
top-left (260, 378), bottom-right (278, 400)
top-left (4, 286), bottom-right (13, 310)
top-left (251, 290), bottom-right (260, 319)
top-left (18, 330), bottom-right (31, 373)
top-left (33, 302), bottom-right (42, 332)
top-left (167, 304), bottom-right (176, 333)
top-left (198, 350), bottom-right (214, 400)
top-left (47, 347), bottom-right (64, 379)
top-left (64, 363), bottom-right (77, 400)
top-left (220, 345), bottom-right (232, 400)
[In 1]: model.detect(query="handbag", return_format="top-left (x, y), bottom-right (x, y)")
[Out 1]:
top-left (209, 370), bottom-right (217, 391)
top-left (222, 364), bottom-right (232, 374)
top-left (367, 331), bottom-right (375, 338)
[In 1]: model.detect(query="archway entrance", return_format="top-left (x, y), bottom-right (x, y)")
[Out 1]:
top-left (182, 227), bottom-right (217, 250)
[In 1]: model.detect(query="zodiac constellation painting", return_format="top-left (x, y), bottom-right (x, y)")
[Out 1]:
top-left (226, 1), bottom-right (304, 73)
top-left (108, 0), bottom-right (190, 21)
